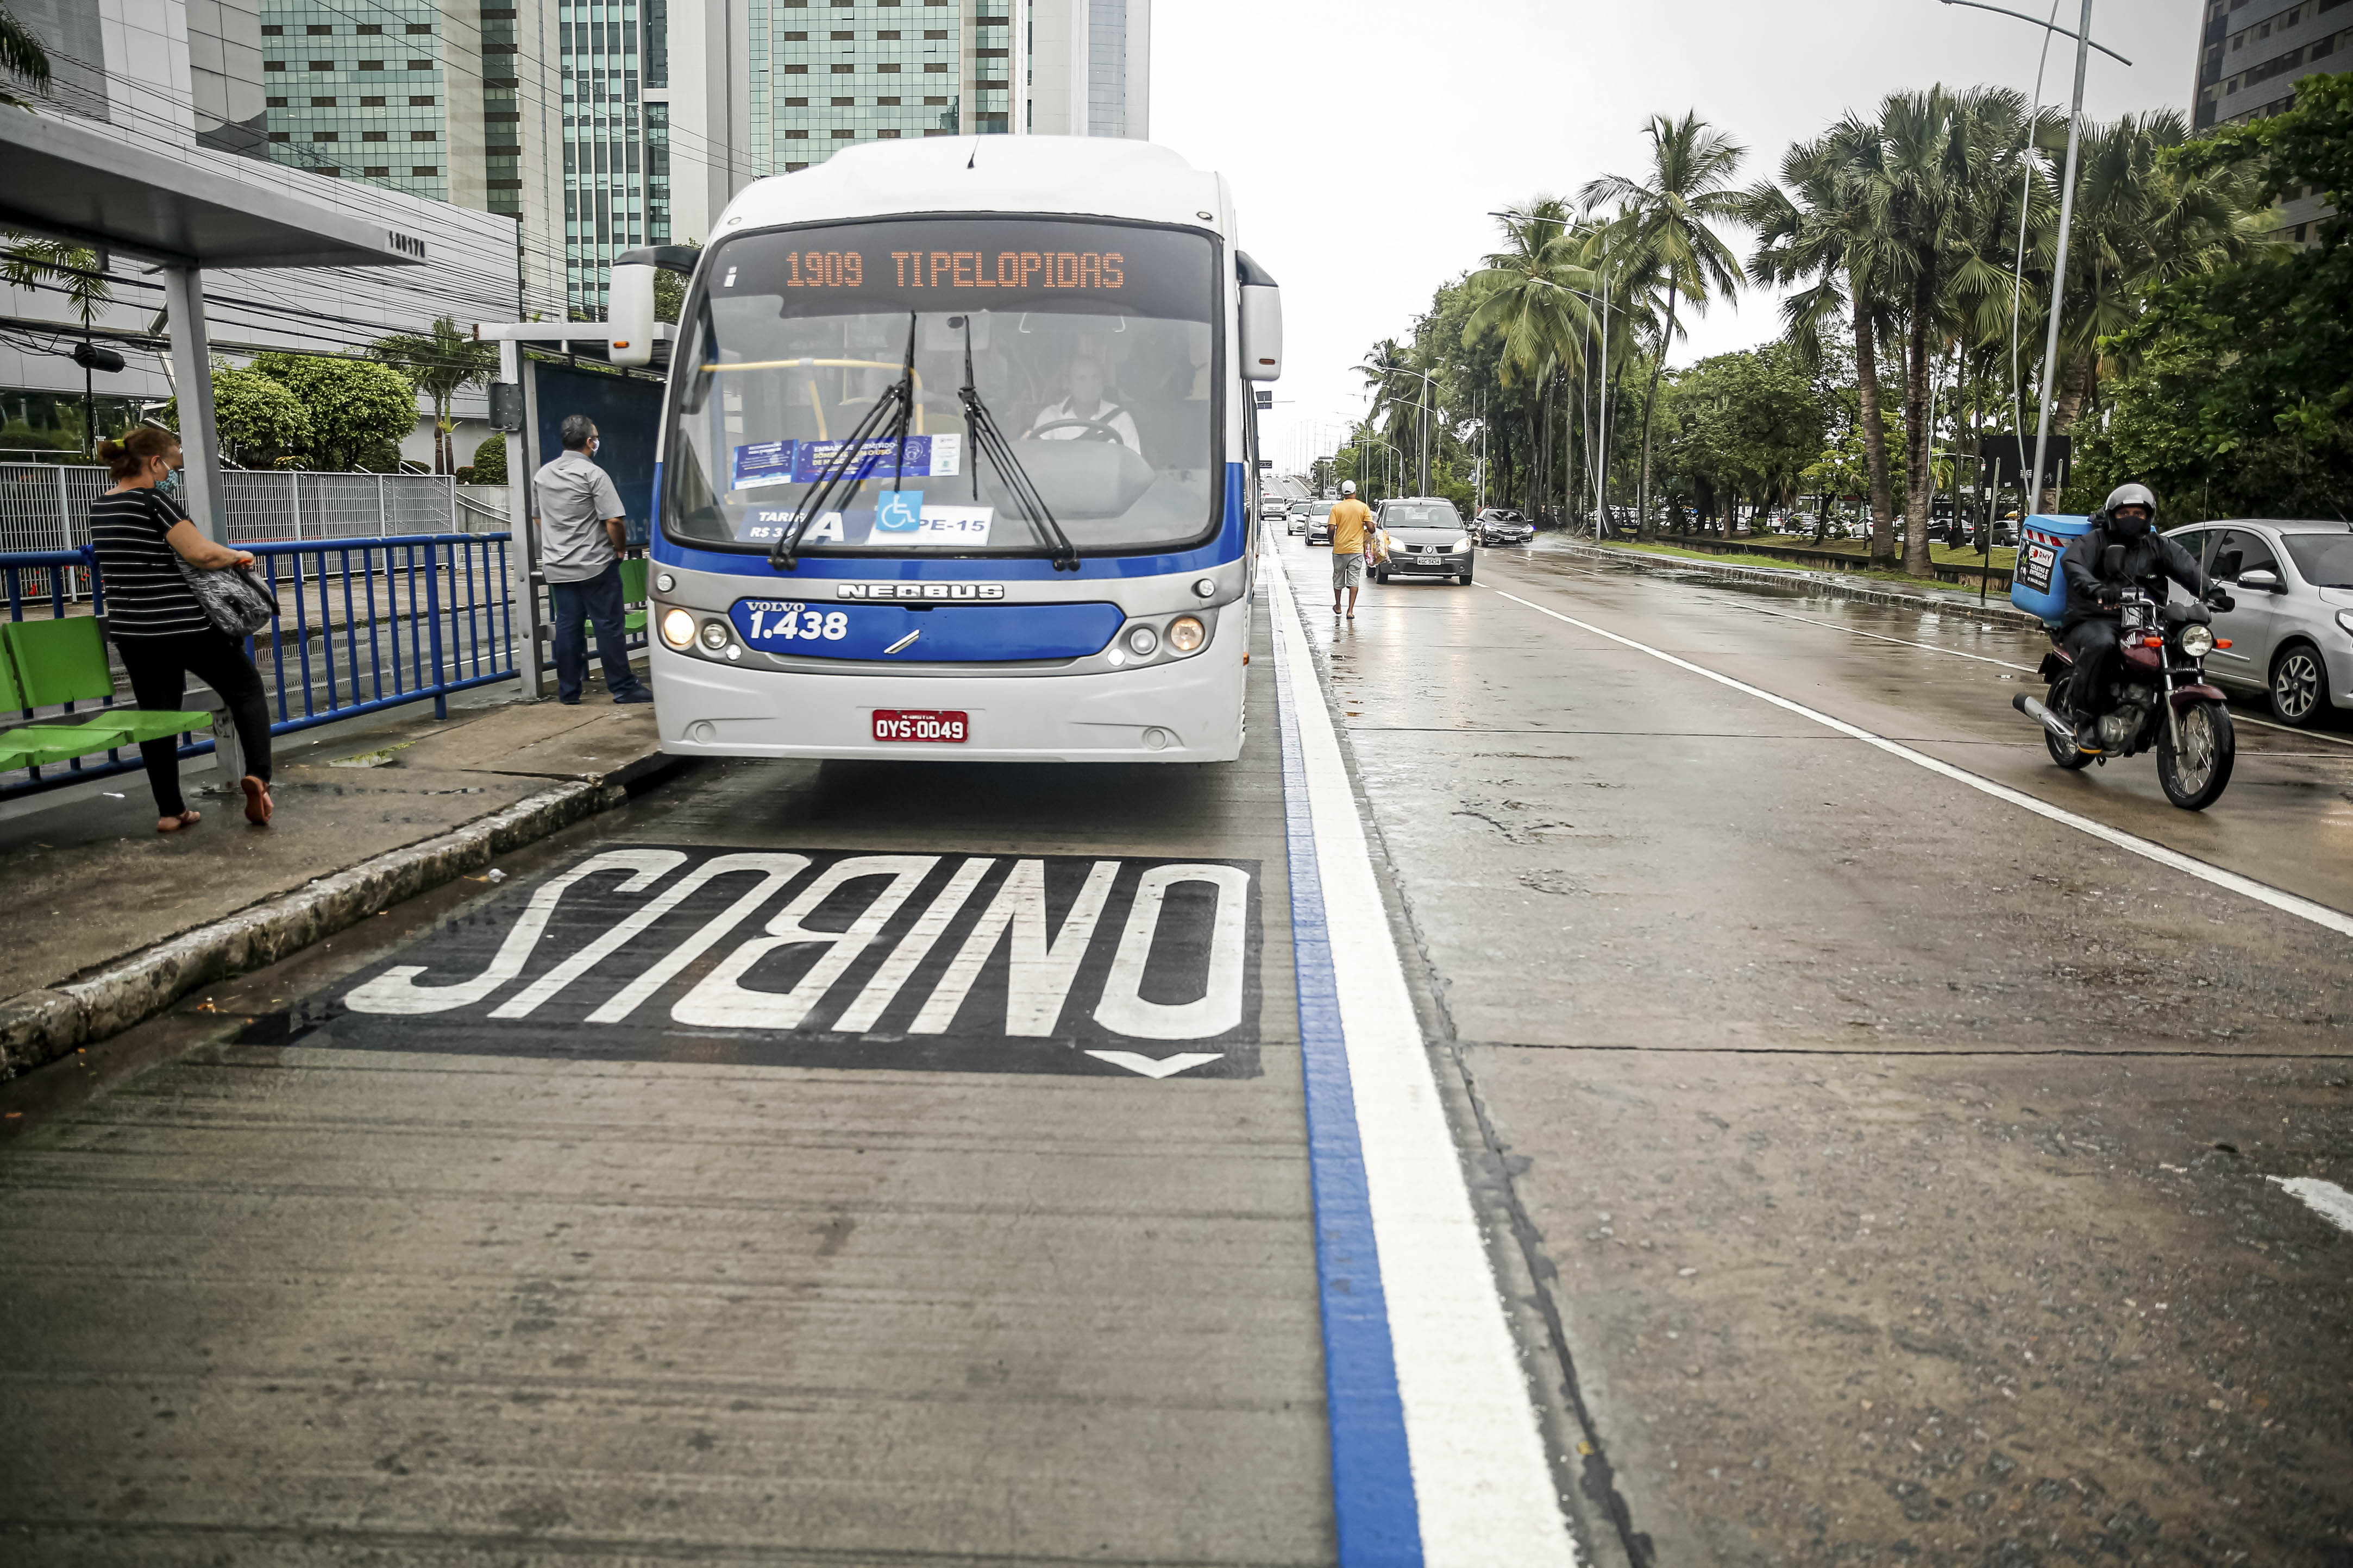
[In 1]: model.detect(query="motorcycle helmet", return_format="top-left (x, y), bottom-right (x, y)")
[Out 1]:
top-left (2104, 482), bottom-right (2157, 539)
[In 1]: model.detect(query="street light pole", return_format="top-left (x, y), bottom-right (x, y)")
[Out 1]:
top-left (2028, 0), bottom-right (2094, 517)
top-left (1937, 0), bottom-right (2134, 518)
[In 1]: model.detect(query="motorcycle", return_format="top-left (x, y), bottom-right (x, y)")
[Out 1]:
top-left (2011, 544), bottom-right (2238, 811)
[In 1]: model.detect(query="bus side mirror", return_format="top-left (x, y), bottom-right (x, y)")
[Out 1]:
top-left (1241, 285), bottom-right (1282, 381)
top-left (607, 260), bottom-right (656, 368)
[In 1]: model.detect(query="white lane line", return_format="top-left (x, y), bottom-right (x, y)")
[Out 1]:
top-left (1704, 591), bottom-right (2353, 749)
top-left (2269, 1176), bottom-right (2353, 1236)
top-left (1488, 588), bottom-right (2353, 943)
top-left (1272, 562), bottom-right (1580, 1566)
top-left (1726, 602), bottom-right (2039, 670)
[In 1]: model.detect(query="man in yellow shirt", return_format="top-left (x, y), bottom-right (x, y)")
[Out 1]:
top-left (1328, 480), bottom-right (1377, 619)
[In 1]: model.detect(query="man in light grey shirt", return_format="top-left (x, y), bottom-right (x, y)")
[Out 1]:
top-left (531, 414), bottom-right (650, 704)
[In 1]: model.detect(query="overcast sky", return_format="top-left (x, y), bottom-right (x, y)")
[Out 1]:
top-left (1151, 0), bottom-right (2203, 478)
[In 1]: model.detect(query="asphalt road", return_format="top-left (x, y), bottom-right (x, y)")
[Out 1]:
top-left (2, 528), bottom-right (2348, 1566)
top-left (1292, 533), bottom-right (2353, 1565)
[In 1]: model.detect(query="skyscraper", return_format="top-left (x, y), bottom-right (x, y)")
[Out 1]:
top-left (745, 0), bottom-right (1147, 176)
top-left (2191, 0), bottom-right (2345, 242)
top-left (1028, 0), bottom-right (1148, 141)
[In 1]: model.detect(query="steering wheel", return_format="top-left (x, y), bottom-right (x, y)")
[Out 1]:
top-left (1026, 418), bottom-right (1127, 445)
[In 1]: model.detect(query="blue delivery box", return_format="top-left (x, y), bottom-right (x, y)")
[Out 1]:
top-left (2010, 514), bottom-right (2094, 625)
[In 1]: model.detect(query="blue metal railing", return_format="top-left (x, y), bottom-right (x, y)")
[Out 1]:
top-left (2, 532), bottom-right (518, 800)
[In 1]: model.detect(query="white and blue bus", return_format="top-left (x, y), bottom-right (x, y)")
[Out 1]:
top-left (610, 137), bottom-right (1283, 763)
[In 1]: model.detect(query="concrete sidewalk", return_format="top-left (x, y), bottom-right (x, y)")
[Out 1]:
top-left (1550, 537), bottom-right (2046, 628)
top-left (0, 686), bottom-right (671, 1079)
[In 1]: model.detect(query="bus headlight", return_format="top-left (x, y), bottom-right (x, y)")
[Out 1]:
top-left (2179, 623), bottom-right (2215, 658)
top-left (699, 619), bottom-right (732, 652)
top-left (1125, 624), bottom-right (1160, 658)
top-left (1168, 615), bottom-right (1206, 654)
top-left (660, 607), bottom-right (697, 650)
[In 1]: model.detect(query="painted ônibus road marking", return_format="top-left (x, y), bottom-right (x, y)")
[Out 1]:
top-left (1269, 561), bottom-right (1579, 1567)
top-left (321, 848), bottom-right (1263, 1078)
top-left (1491, 587), bottom-right (2353, 943)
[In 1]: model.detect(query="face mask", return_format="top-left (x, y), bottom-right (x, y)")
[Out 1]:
top-left (157, 469), bottom-right (182, 496)
top-left (2110, 511), bottom-right (2150, 539)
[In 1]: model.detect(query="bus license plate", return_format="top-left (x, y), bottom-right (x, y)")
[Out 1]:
top-left (873, 709), bottom-right (968, 744)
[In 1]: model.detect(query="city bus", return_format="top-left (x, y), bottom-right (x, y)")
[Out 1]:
top-left (611, 136), bottom-right (1282, 763)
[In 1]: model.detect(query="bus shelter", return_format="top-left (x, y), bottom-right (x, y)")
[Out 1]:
top-left (0, 106), bottom-right (427, 543)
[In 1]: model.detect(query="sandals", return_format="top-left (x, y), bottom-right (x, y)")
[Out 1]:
top-left (241, 775), bottom-right (273, 827)
top-left (156, 809), bottom-right (200, 834)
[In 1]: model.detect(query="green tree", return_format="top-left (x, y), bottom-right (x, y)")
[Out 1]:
top-left (1, 2), bottom-right (51, 107)
top-left (467, 432), bottom-right (508, 486)
top-left (1582, 111), bottom-right (1748, 539)
top-left (2073, 71), bottom-right (2353, 519)
top-left (653, 240), bottom-right (703, 323)
top-left (2037, 109), bottom-right (2275, 442)
top-left (1747, 120), bottom-right (1910, 561)
top-left (163, 362), bottom-right (311, 469)
top-left (1852, 86), bottom-right (2029, 576)
top-left (250, 352), bottom-right (417, 471)
top-left (368, 315), bottom-right (497, 475)
top-left (1464, 200), bottom-right (1599, 519)
top-left (1655, 346), bottom-right (1826, 536)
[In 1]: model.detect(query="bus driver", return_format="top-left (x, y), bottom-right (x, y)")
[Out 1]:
top-left (1025, 356), bottom-right (1141, 451)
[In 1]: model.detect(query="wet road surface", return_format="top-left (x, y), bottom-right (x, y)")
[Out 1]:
top-left (1294, 535), bottom-right (2353, 1564)
top-left (2, 529), bottom-right (2348, 1566)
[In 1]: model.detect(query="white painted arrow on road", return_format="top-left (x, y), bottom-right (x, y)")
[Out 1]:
top-left (1083, 1050), bottom-right (1223, 1079)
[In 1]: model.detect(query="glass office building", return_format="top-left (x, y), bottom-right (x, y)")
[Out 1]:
top-left (560, 0), bottom-right (663, 313)
top-left (259, 0), bottom-right (452, 200)
top-left (748, 0), bottom-right (1013, 177)
top-left (2192, 0), bottom-right (2343, 241)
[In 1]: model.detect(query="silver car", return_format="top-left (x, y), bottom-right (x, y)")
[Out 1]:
top-left (1375, 498), bottom-right (1474, 585)
top-left (2163, 520), bottom-right (2353, 726)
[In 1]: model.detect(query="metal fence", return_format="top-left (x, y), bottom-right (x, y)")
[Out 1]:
top-left (0, 464), bottom-right (512, 558)
top-left (1, 532), bottom-right (518, 801)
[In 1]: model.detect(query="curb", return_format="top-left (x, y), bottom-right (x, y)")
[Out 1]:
top-left (1555, 541), bottom-right (2047, 631)
top-left (0, 775), bottom-right (630, 1080)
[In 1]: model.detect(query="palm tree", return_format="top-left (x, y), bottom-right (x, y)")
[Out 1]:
top-left (1, 3), bottom-right (52, 108)
top-left (2042, 108), bottom-right (2274, 443)
top-left (1746, 121), bottom-right (1905, 563)
top-left (5, 233), bottom-right (116, 453)
top-left (1463, 199), bottom-right (1599, 520)
top-left (1853, 86), bottom-right (2030, 576)
top-left (1582, 112), bottom-right (1748, 539)
top-left (368, 315), bottom-right (498, 474)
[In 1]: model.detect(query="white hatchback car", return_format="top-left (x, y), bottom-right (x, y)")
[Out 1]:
top-left (2163, 520), bottom-right (2353, 726)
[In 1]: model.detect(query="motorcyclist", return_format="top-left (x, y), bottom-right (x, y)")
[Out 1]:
top-left (2059, 482), bottom-right (2232, 753)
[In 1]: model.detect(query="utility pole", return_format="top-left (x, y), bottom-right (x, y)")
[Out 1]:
top-left (1937, 0), bottom-right (2134, 515)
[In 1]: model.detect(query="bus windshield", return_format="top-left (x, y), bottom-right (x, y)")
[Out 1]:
top-left (665, 218), bottom-right (1221, 557)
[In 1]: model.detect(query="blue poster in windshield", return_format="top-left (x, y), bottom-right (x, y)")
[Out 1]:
top-left (729, 435), bottom-right (964, 491)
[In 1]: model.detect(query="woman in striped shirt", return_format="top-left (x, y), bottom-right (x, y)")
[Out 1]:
top-left (87, 426), bottom-right (275, 830)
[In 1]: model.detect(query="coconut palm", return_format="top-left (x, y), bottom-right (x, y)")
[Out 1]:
top-left (1463, 199), bottom-right (1602, 518)
top-left (1582, 112), bottom-right (1748, 539)
top-left (2040, 108), bottom-right (2275, 440)
top-left (1746, 121), bottom-right (1906, 562)
top-left (1, 3), bottom-right (51, 107)
top-left (368, 315), bottom-right (498, 474)
top-left (1849, 86), bottom-right (2032, 576)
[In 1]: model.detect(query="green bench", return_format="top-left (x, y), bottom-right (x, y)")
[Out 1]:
top-left (0, 616), bottom-right (216, 774)
top-left (619, 557), bottom-right (649, 635)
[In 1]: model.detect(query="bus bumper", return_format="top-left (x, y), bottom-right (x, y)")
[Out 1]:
top-left (649, 637), bottom-right (1246, 764)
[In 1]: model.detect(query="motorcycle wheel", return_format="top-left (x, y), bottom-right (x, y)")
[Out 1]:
top-left (2045, 678), bottom-right (2093, 770)
top-left (2157, 699), bottom-right (2235, 811)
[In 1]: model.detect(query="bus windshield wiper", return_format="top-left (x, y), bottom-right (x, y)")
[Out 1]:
top-left (959, 316), bottom-right (1081, 572)
top-left (770, 313), bottom-right (918, 572)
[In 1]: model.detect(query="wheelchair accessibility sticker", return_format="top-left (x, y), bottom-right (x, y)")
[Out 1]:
top-left (291, 847), bottom-right (1263, 1078)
